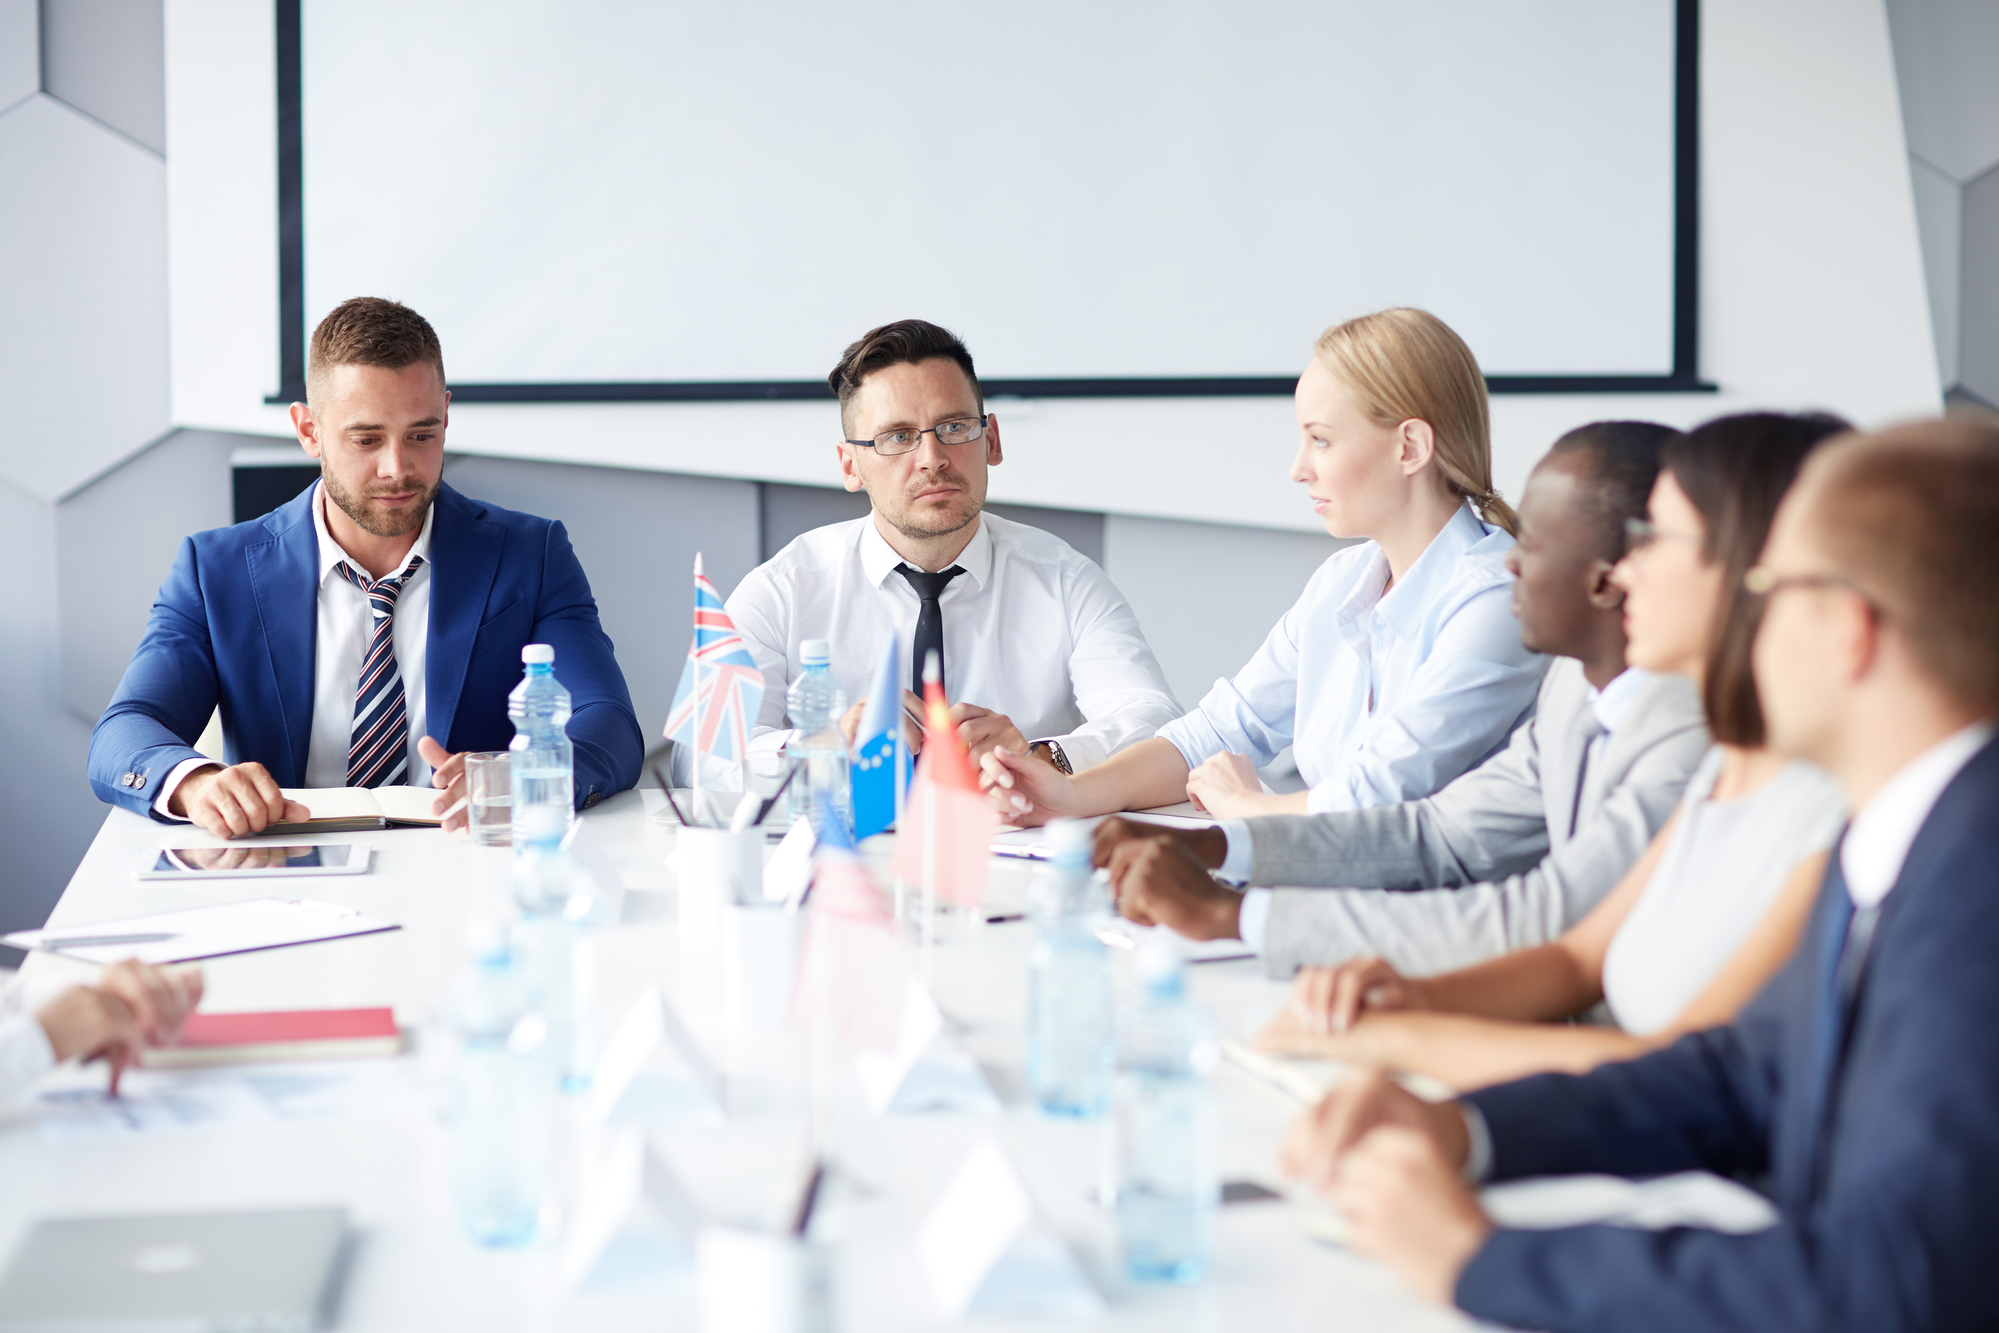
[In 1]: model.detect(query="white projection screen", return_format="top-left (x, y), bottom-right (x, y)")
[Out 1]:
top-left (298, 1), bottom-right (1681, 388)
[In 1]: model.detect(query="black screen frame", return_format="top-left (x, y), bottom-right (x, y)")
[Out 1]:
top-left (267, 0), bottom-right (1711, 404)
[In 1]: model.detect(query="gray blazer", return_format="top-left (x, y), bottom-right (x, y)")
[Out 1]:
top-left (1245, 657), bottom-right (1709, 976)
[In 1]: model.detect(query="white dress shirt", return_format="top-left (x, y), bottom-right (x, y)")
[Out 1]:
top-left (1158, 504), bottom-right (1545, 818)
top-left (1229, 667), bottom-right (1650, 954)
top-left (1840, 721), bottom-right (1996, 910)
top-left (156, 482), bottom-right (435, 814)
top-left (0, 973), bottom-right (66, 1104)
top-left (726, 512), bottom-right (1180, 771)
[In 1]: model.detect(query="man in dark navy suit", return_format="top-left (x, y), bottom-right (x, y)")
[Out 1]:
top-left (1278, 419), bottom-right (1999, 1332)
top-left (89, 298), bottom-right (643, 838)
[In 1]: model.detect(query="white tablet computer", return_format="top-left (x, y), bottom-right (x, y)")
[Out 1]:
top-left (137, 844), bottom-right (370, 880)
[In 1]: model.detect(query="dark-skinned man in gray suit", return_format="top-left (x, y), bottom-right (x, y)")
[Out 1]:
top-left (1095, 422), bottom-right (1710, 976)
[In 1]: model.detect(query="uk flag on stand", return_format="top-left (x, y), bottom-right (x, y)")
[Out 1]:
top-left (662, 554), bottom-right (765, 763)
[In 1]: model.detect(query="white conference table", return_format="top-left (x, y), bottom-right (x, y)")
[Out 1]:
top-left (5, 791), bottom-right (1482, 1332)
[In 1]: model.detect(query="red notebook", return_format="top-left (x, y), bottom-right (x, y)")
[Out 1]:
top-left (143, 1007), bottom-right (402, 1068)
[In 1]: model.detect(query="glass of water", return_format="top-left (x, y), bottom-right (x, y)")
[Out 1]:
top-left (465, 752), bottom-right (512, 846)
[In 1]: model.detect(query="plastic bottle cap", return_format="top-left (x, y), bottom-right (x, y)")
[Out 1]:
top-left (1135, 934), bottom-right (1186, 993)
top-left (464, 914), bottom-right (510, 965)
top-left (799, 639), bottom-right (831, 668)
top-left (521, 644), bottom-right (555, 665)
top-left (1046, 817), bottom-right (1094, 868)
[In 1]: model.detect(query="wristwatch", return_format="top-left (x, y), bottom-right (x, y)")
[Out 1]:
top-left (1027, 739), bottom-right (1073, 775)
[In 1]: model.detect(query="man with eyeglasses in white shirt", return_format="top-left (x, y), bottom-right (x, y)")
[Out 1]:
top-left (725, 319), bottom-right (1179, 774)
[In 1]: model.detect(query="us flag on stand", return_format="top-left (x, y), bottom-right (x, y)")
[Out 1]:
top-left (662, 555), bottom-right (765, 763)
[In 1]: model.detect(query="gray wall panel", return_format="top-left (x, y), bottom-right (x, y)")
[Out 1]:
top-left (440, 455), bottom-right (760, 741)
top-left (1102, 513), bottom-right (1350, 716)
top-left (55, 427), bottom-right (236, 719)
top-left (39, 0), bottom-right (165, 153)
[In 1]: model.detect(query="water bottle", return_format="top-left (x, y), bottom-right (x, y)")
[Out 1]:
top-left (512, 840), bottom-right (596, 1093)
top-left (509, 644), bottom-right (574, 849)
top-left (1117, 938), bottom-right (1219, 1284)
top-left (785, 640), bottom-right (850, 833)
top-left (1025, 819), bottom-right (1114, 1117)
top-left (450, 918), bottom-right (552, 1247)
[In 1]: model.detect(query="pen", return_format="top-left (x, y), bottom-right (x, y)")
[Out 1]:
top-left (435, 796), bottom-right (469, 824)
top-left (791, 1158), bottom-right (826, 1236)
top-left (650, 764), bottom-right (698, 828)
top-left (902, 702), bottom-right (929, 736)
top-left (44, 932), bottom-right (177, 949)
top-left (752, 764), bottom-right (799, 826)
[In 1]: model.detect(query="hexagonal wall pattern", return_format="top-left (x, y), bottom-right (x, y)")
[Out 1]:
top-left (1909, 155), bottom-right (1961, 387)
top-left (0, 93), bottom-right (168, 501)
top-left (1887, 0), bottom-right (1999, 183)
top-left (41, 0), bottom-right (166, 155)
top-left (0, 0), bottom-right (35, 114)
top-left (1959, 164), bottom-right (1999, 407)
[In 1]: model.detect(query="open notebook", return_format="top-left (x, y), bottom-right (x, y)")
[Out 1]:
top-left (276, 786), bottom-right (443, 828)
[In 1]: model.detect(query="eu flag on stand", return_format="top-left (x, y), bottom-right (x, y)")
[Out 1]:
top-left (850, 636), bottom-right (909, 841)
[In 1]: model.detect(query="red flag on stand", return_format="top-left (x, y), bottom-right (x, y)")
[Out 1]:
top-left (787, 848), bottom-right (911, 1054)
top-left (890, 657), bottom-right (997, 907)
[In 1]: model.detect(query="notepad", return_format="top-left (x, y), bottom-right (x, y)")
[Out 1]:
top-left (279, 786), bottom-right (443, 825)
top-left (4, 898), bottom-right (401, 966)
top-left (142, 1008), bottom-right (403, 1069)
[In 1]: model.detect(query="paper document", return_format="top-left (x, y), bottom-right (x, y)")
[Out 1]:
top-left (33, 1059), bottom-right (427, 1143)
top-left (6, 898), bottom-right (400, 965)
top-left (1096, 919), bottom-right (1253, 964)
top-left (279, 785), bottom-right (442, 824)
top-left (991, 804), bottom-right (1218, 860)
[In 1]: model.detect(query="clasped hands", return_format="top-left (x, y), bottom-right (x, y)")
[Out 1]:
top-left (1279, 1067), bottom-right (1494, 1304)
top-left (839, 690), bottom-right (1031, 767)
top-left (167, 735), bottom-right (480, 837)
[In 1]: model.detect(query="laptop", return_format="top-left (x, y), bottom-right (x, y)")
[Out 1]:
top-left (0, 1208), bottom-right (347, 1332)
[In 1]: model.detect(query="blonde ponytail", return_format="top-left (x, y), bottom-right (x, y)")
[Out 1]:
top-left (1314, 308), bottom-right (1515, 536)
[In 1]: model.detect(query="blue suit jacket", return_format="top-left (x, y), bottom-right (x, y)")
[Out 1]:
top-left (89, 482), bottom-right (644, 817)
top-left (1456, 737), bottom-right (1999, 1333)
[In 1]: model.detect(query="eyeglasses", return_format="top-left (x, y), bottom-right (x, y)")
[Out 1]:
top-left (844, 415), bottom-right (989, 457)
top-left (1742, 565), bottom-right (1877, 608)
top-left (1623, 517), bottom-right (1702, 552)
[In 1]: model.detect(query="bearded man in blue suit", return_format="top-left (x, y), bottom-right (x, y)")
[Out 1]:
top-left (89, 297), bottom-right (643, 838)
top-left (1279, 419), bottom-right (1999, 1332)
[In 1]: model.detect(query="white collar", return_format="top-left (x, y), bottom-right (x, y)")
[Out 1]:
top-left (312, 480), bottom-right (434, 586)
top-left (1588, 667), bottom-right (1651, 737)
top-left (858, 510), bottom-right (994, 592)
top-left (1336, 504), bottom-right (1492, 637)
top-left (1841, 720), bottom-right (1996, 910)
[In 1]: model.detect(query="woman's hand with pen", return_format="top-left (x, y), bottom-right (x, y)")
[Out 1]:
top-left (35, 960), bottom-right (204, 1095)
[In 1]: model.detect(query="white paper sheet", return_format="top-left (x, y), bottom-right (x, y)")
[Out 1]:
top-left (6, 899), bottom-right (400, 966)
top-left (32, 1059), bottom-right (426, 1143)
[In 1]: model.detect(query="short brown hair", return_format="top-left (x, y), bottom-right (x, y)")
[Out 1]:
top-left (1803, 419), bottom-right (1999, 714)
top-left (307, 297), bottom-right (446, 408)
top-left (1664, 411), bottom-right (1849, 745)
top-left (1315, 308), bottom-right (1516, 535)
top-left (828, 320), bottom-right (980, 435)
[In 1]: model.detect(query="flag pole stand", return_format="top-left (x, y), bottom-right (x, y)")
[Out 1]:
top-left (689, 554), bottom-right (706, 828)
top-left (921, 779), bottom-right (937, 987)
top-left (892, 714), bottom-right (909, 924)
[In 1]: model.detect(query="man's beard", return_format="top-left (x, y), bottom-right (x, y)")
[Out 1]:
top-left (874, 474), bottom-right (985, 544)
top-left (323, 468), bottom-right (437, 538)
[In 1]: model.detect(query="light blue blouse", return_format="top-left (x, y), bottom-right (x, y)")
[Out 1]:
top-left (1157, 504), bottom-right (1547, 814)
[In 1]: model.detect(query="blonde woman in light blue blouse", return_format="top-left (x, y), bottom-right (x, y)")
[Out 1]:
top-left (985, 308), bottom-right (1547, 823)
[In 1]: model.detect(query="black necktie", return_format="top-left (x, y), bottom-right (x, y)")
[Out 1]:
top-left (897, 563), bottom-right (965, 695)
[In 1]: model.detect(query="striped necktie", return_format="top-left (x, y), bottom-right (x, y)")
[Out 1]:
top-left (338, 556), bottom-right (424, 788)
